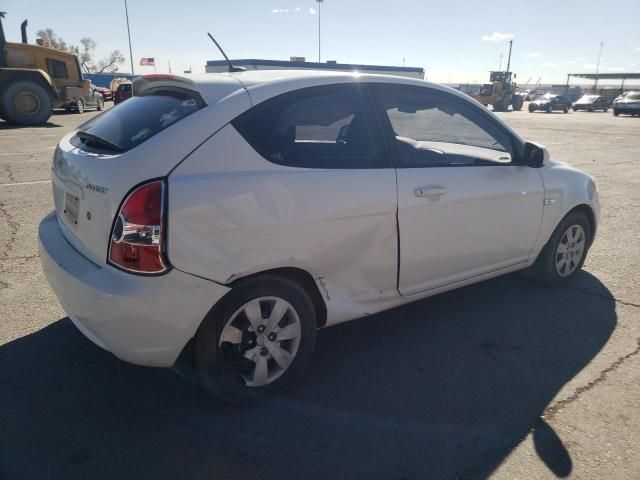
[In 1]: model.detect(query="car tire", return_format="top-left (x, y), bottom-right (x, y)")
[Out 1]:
top-left (613, 109), bottom-right (620, 116)
top-left (572, 106), bottom-right (577, 111)
top-left (563, 106), bottom-right (569, 113)
top-left (75, 99), bottom-right (85, 114)
top-left (96, 97), bottom-right (104, 111)
top-left (546, 104), bottom-right (553, 113)
top-left (530, 210), bottom-right (592, 288)
top-left (604, 108), bottom-right (608, 112)
top-left (1, 80), bottom-right (53, 126)
top-left (528, 104), bottom-right (535, 113)
top-left (194, 274), bottom-right (317, 404)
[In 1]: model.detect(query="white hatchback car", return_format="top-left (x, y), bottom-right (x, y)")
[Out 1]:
top-left (39, 71), bottom-right (599, 403)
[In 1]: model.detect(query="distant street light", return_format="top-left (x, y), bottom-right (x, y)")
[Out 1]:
top-left (124, 0), bottom-right (134, 75)
top-left (594, 41), bottom-right (603, 91)
top-left (317, 0), bottom-right (323, 63)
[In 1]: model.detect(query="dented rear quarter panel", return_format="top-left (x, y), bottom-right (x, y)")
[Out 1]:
top-left (167, 124), bottom-right (399, 326)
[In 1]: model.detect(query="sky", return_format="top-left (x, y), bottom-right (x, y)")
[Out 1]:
top-left (2, 0), bottom-right (640, 85)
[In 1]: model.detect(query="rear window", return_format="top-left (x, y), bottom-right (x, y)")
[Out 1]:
top-left (71, 88), bottom-right (205, 153)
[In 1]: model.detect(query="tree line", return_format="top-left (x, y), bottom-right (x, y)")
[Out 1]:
top-left (35, 28), bottom-right (125, 74)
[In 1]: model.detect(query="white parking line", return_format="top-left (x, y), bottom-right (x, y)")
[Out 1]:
top-left (0, 134), bottom-right (61, 138)
top-left (0, 180), bottom-right (51, 187)
top-left (0, 148), bottom-right (55, 156)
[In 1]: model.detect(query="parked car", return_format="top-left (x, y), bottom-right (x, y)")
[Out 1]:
top-left (529, 93), bottom-right (572, 113)
top-left (39, 72), bottom-right (599, 403)
top-left (613, 91), bottom-right (640, 117)
top-left (612, 91), bottom-right (630, 104)
top-left (65, 86), bottom-right (104, 113)
top-left (113, 82), bottom-right (132, 104)
top-left (92, 84), bottom-right (113, 102)
top-left (572, 95), bottom-right (609, 112)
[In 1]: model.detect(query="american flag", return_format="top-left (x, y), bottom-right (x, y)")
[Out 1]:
top-left (139, 57), bottom-right (155, 66)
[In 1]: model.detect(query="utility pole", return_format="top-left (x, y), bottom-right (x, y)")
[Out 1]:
top-left (124, 0), bottom-right (134, 75)
top-left (316, 0), bottom-right (323, 63)
top-left (505, 40), bottom-right (513, 73)
top-left (594, 41), bottom-right (603, 91)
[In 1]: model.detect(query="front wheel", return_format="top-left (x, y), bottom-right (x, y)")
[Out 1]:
top-left (96, 97), bottom-right (104, 111)
top-left (1, 80), bottom-right (53, 125)
top-left (530, 210), bottom-right (592, 287)
top-left (195, 274), bottom-right (317, 404)
top-left (613, 109), bottom-right (620, 116)
top-left (529, 104), bottom-right (535, 113)
top-left (75, 99), bottom-right (85, 114)
top-left (546, 104), bottom-right (553, 113)
top-left (563, 106), bottom-right (569, 113)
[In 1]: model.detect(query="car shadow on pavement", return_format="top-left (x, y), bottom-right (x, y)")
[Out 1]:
top-left (0, 272), bottom-right (616, 480)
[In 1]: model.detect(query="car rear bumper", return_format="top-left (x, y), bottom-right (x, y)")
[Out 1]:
top-left (39, 212), bottom-right (230, 367)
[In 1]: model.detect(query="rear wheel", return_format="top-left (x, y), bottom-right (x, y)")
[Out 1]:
top-left (563, 106), bottom-right (569, 113)
top-left (195, 274), bottom-right (317, 404)
top-left (493, 100), bottom-right (509, 112)
top-left (613, 109), bottom-right (620, 116)
top-left (1, 81), bottom-right (52, 125)
top-left (546, 104), bottom-right (553, 113)
top-left (572, 106), bottom-right (577, 111)
top-left (528, 104), bottom-right (535, 113)
top-left (96, 97), bottom-right (104, 111)
top-left (530, 210), bottom-right (591, 287)
top-left (75, 99), bottom-right (85, 114)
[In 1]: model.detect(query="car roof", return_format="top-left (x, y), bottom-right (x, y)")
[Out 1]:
top-left (185, 69), bottom-right (466, 106)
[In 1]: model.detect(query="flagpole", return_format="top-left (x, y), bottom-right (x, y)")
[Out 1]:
top-left (124, 0), bottom-right (134, 75)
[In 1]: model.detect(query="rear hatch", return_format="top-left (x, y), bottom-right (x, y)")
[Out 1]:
top-left (51, 74), bottom-right (247, 266)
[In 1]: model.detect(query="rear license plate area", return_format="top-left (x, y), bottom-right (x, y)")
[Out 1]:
top-left (64, 192), bottom-right (80, 226)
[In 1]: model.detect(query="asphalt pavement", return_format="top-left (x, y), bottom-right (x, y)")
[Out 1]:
top-left (0, 105), bottom-right (639, 480)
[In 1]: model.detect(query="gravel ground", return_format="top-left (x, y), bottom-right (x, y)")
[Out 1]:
top-left (0, 104), bottom-right (639, 480)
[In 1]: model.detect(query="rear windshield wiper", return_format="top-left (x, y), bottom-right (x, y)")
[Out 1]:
top-left (75, 131), bottom-right (124, 152)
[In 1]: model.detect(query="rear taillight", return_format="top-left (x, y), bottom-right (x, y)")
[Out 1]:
top-left (108, 180), bottom-right (168, 274)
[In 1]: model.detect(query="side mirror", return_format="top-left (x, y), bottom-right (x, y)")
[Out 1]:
top-left (523, 141), bottom-right (550, 168)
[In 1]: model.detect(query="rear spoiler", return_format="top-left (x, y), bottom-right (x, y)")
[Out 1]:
top-left (132, 74), bottom-right (204, 101)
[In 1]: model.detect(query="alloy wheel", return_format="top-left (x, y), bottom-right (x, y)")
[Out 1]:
top-left (218, 296), bottom-right (302, 387)
top-left (555, 224), bottom-right (586, 277)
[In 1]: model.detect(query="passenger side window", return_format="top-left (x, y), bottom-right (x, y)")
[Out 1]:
top-left (46, 58), bottom-right (69, 79)
top-left (371, 84), bottom-right (514, 168)
top-left (232, 85), bottom-right (386, 169)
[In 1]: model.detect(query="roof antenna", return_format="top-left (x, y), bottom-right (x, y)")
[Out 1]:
top-left (207, 33), bottom-right (245, 72)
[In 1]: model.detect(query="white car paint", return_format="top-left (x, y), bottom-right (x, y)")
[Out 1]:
top-left (39, 70), bottom-right (599, 368)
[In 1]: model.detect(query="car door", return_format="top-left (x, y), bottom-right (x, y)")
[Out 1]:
top-left (84, 88), bottom-right (97, 108)
top-left (369, 83), bottom-right (545, 296)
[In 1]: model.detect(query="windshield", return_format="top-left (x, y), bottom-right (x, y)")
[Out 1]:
top-left (71, 89), bottom-right (205, 152)
top-left (578, 95), bottom-right (599, 102)
top-left (627, 93), bottom-right (640, 101)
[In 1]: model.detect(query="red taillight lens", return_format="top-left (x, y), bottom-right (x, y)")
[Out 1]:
top-left (108, 180), bottom-right (168, 274)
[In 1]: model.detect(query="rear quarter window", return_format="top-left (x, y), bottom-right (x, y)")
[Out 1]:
top-left (71, 88), bottom-right (205, 153)
top-left (232, 84), bottom-right (386, 169)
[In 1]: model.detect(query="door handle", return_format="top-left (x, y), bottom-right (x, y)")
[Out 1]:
top-left (415, 186), bottom-right (447, 198)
